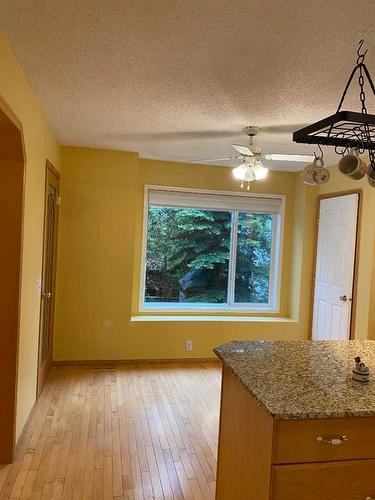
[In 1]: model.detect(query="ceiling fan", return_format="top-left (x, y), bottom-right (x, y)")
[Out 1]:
top-left (191, 126), bottom-right (315, 189)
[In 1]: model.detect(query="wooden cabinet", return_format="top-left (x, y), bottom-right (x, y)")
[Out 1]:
top-left (272, 461), bottom-right (375, 500)
top-left (274, 417), bottom-right (375, 464)
top-left (216, 365), bottom-right (375, 500)
top-left (215, 364), bottom-right (274, 499)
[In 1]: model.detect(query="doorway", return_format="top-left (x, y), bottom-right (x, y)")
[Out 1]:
top-left (0, 98), bottom-right (25, 464)
top-left (312, 193), bottom-right (360, 340)
top-left (37, 161), bottom-right (60, 396)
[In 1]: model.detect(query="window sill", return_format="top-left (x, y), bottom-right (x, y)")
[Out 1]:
top-left (131, 315), bottom-right (297, 323)
top-left (140, 306), bottom-right (278, 314)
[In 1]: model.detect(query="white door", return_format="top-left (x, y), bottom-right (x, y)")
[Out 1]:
top-left (312, 194), bottom-right (359, 340)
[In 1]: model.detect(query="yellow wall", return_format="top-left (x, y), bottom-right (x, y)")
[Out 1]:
top-left (2, 25), bottom-right (375, 443)
top-left (0, 33), bottom-right (61, 438)
top-left (317, 166), bottom-right (375, 340)
top-left (288, 175), bottom-right (318, 324)
top-left (54, 147), bottom-right (316, 361)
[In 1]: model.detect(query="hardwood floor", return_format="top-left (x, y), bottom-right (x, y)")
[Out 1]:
top-left (0, 362), bottom-right (221, 499)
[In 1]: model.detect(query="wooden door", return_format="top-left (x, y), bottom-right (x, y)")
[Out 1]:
top-left (312, 193), bottom-right (359, 340)
top-left (0, 100), bottom-right (24, 464)
top-left (37, 161), bottom-right (60, 395)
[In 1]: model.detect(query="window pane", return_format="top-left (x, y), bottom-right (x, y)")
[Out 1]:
top-left (145, 206), bottom-right (231, 304)
top-left (234, 213), bottom-right (273, 304)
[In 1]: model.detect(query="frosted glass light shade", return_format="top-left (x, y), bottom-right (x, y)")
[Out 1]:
top-left (253, 161), bottom-right (269, 180)
top-left (232, 164), bottom-right (255, 181)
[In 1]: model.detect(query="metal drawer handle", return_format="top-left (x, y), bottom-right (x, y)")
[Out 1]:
top-left (316, 435), bottom-right (348, 446)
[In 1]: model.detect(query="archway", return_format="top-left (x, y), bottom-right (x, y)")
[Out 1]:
top-left (0, 96), bottom-right (25, 464)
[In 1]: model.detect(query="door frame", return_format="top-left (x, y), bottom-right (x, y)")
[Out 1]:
top-left (309, 189), bottom-right (362, 340)
top-left (36, 160), bottom-right (60, 396)
top-left (0, 94), bottom-right (26, 463)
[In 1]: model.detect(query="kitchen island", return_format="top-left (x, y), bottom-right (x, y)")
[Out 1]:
top-left (214, 340), bottom-right (375, 500)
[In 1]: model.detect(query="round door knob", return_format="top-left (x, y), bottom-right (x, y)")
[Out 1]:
top-left (339, 295), bottom-right (352, 302)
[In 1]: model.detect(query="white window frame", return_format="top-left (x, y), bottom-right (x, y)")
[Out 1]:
top-left (139, 185), bottom-right (285, 313)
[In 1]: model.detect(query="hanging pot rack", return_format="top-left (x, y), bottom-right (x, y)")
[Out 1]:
top-left (293, 40), bottom-right (375, 170)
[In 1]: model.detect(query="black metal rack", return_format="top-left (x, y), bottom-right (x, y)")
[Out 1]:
top-left (293, 111), bottom-right (375, 151)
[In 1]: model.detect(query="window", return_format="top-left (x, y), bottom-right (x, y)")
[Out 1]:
top-left (141, 187), bottom-right (283, 311)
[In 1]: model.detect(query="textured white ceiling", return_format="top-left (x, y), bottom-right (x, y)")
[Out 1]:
top-left (1, 0), bottom-right (375, 170)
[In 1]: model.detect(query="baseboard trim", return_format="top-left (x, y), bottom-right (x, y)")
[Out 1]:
top-left (53, 357), bottom-right (220, 366)
top-left (15, 398), bottom-right (37, 457)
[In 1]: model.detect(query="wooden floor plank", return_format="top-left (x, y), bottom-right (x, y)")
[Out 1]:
top-left (1, 362), bottom-right (221, 499)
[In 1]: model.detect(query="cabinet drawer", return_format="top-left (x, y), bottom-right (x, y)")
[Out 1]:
top-left (272, 460), bottom-right (375, 500)
top-left (274, 417), bottom-right (375, 464)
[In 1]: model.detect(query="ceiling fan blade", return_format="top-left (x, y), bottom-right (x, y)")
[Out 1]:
top-left (190, 155), bottom-right (243, 163)
top-left (263, 153), bottom-right (315, 163)
top-left (231, 144), bottom-right (254, 156)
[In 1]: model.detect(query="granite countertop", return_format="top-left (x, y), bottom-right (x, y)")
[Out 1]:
top-left (214, 340), bottom-right (375, 420)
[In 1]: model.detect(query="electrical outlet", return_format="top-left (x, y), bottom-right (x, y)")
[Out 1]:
top-left (186, 340), bottom-right (193, 352)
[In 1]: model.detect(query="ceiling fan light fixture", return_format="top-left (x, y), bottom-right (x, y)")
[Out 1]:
top-left (232, 163), bottom-right (255, 182)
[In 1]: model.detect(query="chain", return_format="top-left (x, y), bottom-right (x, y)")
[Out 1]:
top-left (358, 65), bottom-right (367, 114)
top-left (357, 40), bottom-right (368, 114)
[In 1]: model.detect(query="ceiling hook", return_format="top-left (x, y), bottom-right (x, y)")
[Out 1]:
top-left (357, 39), bottom-right (368, 63)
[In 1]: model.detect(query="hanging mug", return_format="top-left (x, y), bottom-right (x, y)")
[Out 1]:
top-left (301, 157), bottom-right (330, 185)
top-left (367, 162), bottom-right (375, 187)
top-left (301, 164), bottom-right (316, 185)
top-left (338, 148), bottom-right (368, 180)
